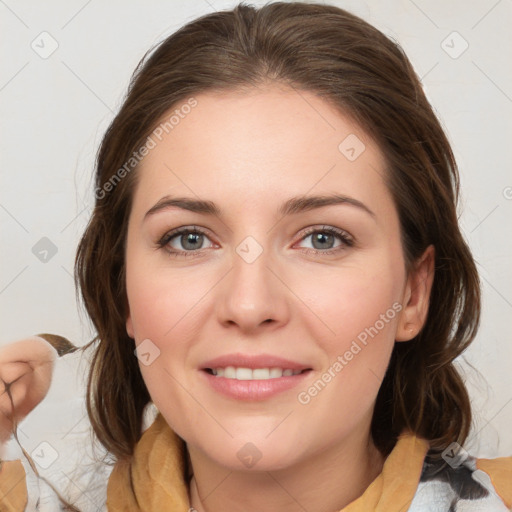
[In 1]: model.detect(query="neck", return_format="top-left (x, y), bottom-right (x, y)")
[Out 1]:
top-left (188, 427), bottom-right (384, 512)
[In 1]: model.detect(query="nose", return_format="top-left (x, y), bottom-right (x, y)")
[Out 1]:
top-left (216, 241), bottom-right (290, 333)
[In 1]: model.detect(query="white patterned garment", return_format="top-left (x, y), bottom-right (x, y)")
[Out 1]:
top-left (409, 455), bottom-right (510, 511)
top-left (8, 444), bottom-right (510, 511)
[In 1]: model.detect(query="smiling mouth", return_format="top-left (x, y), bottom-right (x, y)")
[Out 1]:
top-left (203, 367), bottom-right (312, 380)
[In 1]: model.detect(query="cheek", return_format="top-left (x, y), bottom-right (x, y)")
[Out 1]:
top-left (291, 257), bottom-right (403, 409)
top-left (125, 260), bottom-right (214, 412)
top-left (126, 258), bottom-right (213, 342)
top-left (295, 257), bottom-right (403, 419)
top-left (292, 258), bottom-right (403, 348)
top-left (125, 265), bottom-right (205, 431)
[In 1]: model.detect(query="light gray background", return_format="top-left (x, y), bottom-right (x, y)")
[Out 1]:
top-left (1, 0), bottom-right (511, 480)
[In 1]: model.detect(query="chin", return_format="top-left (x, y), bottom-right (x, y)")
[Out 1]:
top-left (201, 435), bottom-right (304, 473)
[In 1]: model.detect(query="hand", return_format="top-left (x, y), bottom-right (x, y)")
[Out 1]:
top-left (0, 337), bottom-right (58, 445)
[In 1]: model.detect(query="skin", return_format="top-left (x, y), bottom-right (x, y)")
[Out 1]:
top-left (0, 337), bottom-right (57, 446)
top-left (125, 84), bottom-right (434, 512)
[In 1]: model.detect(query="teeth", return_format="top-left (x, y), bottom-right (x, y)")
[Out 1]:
top-left (210, 366), bottom-right (304, 380)
top-left (270, 368), bottom-right (283, 378)
top-left (253, 368), bottom-right (270, 379)
top-left (236, 367), bottom-right (252, 380)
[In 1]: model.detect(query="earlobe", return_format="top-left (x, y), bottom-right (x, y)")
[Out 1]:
top-left (396, 244), bottom-right (435, 342)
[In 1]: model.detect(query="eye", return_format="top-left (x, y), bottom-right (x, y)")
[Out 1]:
top-left (157, 226), bottom-right (215, 257)
top-left (295, 226), bottom-right (354, 255)
top-left (157, 225), bottom-right (353, 258)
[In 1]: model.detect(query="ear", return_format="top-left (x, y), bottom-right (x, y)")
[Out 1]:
top-left (395, 244), bottom-right (435, 342)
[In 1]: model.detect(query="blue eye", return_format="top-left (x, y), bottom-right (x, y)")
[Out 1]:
top-left (158, 226), bottom-right (214, 257)
top-left (296, 226), bottom-right (353, 255)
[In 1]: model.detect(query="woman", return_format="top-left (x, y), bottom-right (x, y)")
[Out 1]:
top-left (1, 2), bottom-right (511, 510)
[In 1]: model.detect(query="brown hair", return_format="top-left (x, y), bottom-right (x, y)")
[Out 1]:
top-left (75, 1), bottom-right (480, 463)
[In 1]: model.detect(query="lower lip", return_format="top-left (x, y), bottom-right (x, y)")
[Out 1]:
top-left (201, 370), bottom-right (312, 400)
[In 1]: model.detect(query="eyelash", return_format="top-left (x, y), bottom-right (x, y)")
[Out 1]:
top-left (157, 225), bottom-right (354, 258)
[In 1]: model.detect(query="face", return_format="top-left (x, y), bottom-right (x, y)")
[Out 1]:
top-left (125, 84), bottom-right (427, 471)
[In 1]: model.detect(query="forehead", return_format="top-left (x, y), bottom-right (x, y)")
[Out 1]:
top-left (133, 85), bottom-right (391, 218)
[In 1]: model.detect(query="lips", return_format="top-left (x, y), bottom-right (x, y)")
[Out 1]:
top-left (201, 366), bottom-right (312, 400)
top-left (199, 352), bottom-right (314, 400)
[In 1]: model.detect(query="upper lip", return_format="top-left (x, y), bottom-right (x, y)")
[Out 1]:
top-left (200, 353), bottom-right (312, 371)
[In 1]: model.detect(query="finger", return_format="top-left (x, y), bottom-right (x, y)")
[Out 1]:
top-left (0, 362), bottom-right (33, 386)
top-left (0, 337), bottom-right (58, 368)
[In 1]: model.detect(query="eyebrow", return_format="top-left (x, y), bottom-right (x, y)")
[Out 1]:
top-left (144, 194), bottom-right (376, 220)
